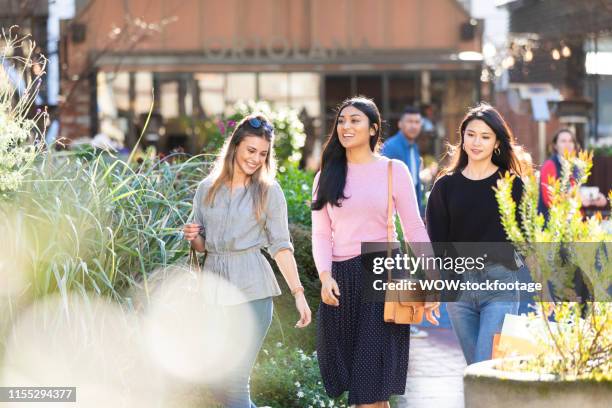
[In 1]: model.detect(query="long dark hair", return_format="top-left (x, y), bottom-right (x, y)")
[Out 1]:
top-left (438, 103), bottom-right (524, 179)
top-left (311, 96), bottom-right (382, 210)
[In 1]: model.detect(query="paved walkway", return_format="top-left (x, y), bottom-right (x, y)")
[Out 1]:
top-left (395, 326), bottom-right (467, 408)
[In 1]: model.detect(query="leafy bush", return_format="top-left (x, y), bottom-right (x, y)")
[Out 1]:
top-left (231, 101), bottom-right (306, 165)
top-left (0, 150), bottom-right (209, 304)
top-left (495, 151), bottom-right (612, 380)
top-left (181, 116), bottom-right (228, 158)
top-left (187, 101), bottom-right (307, 165)
top-left (251, 343), bottom-right (348, 408)
top-left (278, 162), bottom-right (315, 227)
top-left (262, 224), bottom-right (319, 355)
top-left (0, 29), bottom-right (43, 194)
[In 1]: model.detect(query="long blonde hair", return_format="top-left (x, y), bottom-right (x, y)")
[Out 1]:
top-left (205, 113), bottom-right (277, 221)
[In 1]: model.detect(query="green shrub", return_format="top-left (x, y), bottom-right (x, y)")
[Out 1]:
top-left (263, 224), bottom-right (319, 354)
top-left (278, 163), bottom-right (314, 227)
top-left (231, 101), bottom-right (306, 165)
top-left (0, 150), bottom-right (209, 304)
top-left (287, 223), bottom-right (317, 281)
top-left (495, 151), bottom-right (611, 380)
top-left (251, 343), bottom-right (348, 408)
top-left (187, 101), bottom-right (307, 165)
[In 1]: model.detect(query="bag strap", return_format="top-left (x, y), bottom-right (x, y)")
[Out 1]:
top-left (387, 160), bottom-right (393, 283)
top-left (188, 246), bottom-right (200, 271)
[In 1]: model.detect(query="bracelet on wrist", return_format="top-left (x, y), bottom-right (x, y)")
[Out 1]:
top-left (291, 285), bottom-right (305, 296)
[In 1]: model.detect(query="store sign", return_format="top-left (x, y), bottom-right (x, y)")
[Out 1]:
top-left (202, 36), bottom-right (371, 62)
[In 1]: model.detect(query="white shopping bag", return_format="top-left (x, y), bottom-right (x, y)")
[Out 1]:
top-left (492, 314), bottom-right (557, 359)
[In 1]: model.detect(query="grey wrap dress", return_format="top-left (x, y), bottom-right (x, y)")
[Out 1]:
top-left (191, 177), bottom-right (293, 305)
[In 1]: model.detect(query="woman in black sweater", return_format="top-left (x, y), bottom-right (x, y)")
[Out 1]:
top-left (426, 103), bottom-right (524, 365)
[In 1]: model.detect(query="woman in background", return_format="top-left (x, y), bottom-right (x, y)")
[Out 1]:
top-left (538, 128), bottom-right (607, 220)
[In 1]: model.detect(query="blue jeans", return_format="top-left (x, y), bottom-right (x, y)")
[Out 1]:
top-left (210, 297), bottom-right (273, 408)
top-left (446, 263), bottom-right (519, 365)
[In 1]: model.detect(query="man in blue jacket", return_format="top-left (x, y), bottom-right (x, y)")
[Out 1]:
top-left (381, 106), bottom-right (424, 216)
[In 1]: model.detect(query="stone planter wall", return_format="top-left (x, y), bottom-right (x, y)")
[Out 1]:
top-left (463, 359), bottom-right (611, 408)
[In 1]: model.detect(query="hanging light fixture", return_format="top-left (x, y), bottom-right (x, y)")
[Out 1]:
top-left (502, 55), bottom-right (515, 69)
top-left (524, 48), bottom-right (534, 62)
top-left (561, 45), bottom-right (572, 58)
top-left (480, 68), bottom-right (490, 82)
top-left (551, 48), bottom-right (561, 60)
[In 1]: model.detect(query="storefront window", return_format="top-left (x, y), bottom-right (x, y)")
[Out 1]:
top-left (388, 74), bottom-right (418, 114)
top-left (196, 73), bottom-right (225, 116)
top-left (110, 72), bottom-right (129, 112)
top-left (160, 81), bottom-right (179, 119)
top-left (134, 72), bottom-right (153, 115)
top-left (289, 73), bottom-right (320, 117)
top-left (356, 76), bottom-right (382, 106)
top-left (225, 73), bottom-right (256, 113)
top-left (259, 73), bottom-right (289, 107)
top-left (325, 75), bottom-right (351, 114)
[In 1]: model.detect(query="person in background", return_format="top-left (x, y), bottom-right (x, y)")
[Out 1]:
top-left (538, 128), bottom-right (606, 305)
top-left (420, 103), bottom-right (438, 155)
top-left (381, 106), bottom-right (429, 338)
top-left (538, 128), bottom-right (607, 220)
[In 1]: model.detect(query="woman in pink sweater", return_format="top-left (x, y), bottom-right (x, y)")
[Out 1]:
top-left (311, 97), bottom-right (440, 408)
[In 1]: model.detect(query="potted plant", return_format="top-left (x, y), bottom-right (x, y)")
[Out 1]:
top-left (463, 151), bottom-right (611, 407)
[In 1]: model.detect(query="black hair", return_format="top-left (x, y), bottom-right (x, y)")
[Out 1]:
top-left (311, 96), bottom-right (382, 210)
top-left (439, 102), bottom-right (524, 178)
top-left (400, 105), bottom-right (421, 118)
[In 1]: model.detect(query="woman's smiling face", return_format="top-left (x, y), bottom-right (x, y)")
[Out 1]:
top-left (463, 119), bottom-right (499, 163)
top-left (234, 135), bottom-right (270, 177)
top-left (336, 105), bottom-right (375, 150)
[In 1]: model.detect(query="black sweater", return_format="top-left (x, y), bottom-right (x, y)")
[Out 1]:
top-left (425, 170), bottom-right (524, 269)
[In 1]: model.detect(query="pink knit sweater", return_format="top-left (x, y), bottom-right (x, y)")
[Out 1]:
top-left (311, 157), bottom-right (431, 274)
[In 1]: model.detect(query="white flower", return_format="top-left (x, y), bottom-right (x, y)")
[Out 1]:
top-left (0, 36), bottom-right (43, 194)
top-left (294, 381), bottom-right (301, 387)
top-left (297, 391), bottom-right (304, 398)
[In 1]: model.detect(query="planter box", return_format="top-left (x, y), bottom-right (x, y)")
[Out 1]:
top-left (464, 359), bottom-right (611, 408)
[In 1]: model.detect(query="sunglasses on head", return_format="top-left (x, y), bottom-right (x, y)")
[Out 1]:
top-left (247, 117), bottom-right (274, 134)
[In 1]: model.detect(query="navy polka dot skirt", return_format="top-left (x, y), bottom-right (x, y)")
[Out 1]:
top-left (316, 256), bottom-right (411, 405)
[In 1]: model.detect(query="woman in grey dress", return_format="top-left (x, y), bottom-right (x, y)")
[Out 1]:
top-left (183, 114), bottom-right (311, 407)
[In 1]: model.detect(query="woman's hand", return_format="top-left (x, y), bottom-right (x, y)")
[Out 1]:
top-left (183, 223), bottom-right (202, 241)
top-left (320, 272), bottom-right (340, 307)
top-left (183, 223), bottom-right (206, 252)
top-left (424, 301), bottom-right (441, 325)
top-left (294, 292), bottom-right (312, 328)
